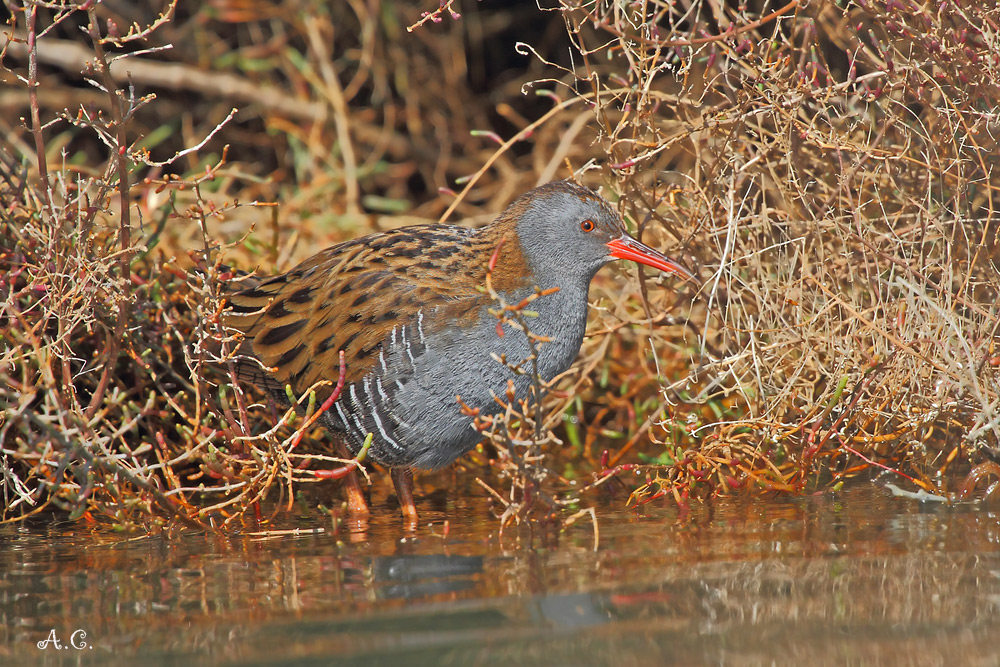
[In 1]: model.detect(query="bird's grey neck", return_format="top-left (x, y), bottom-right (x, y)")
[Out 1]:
top-left (490, 277), bottom-right (593, 384)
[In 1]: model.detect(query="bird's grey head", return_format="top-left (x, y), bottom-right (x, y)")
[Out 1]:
top-left (507, 180), bottom-right (695, 290)
top-left (509, 180), bottom-right (628, 287)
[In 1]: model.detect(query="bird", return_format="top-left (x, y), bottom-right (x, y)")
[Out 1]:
top-left (222, 180), bottom-right (696, 523)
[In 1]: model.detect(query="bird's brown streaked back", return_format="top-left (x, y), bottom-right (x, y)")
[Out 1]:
top-left (223, 221), bottom-right (531, 401)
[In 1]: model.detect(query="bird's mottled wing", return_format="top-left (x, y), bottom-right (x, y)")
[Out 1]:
top-left (222, 225), bottom-right (485, 401)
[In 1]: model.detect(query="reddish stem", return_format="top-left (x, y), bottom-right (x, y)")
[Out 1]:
top-left (837, 437), bottom-right (922, 486)
top-left (488, 238), bottom-right (506, 272)
top-left (289, 350), bottom-right (347, 451)
top-left (312, 462), bottom-right (361, 480)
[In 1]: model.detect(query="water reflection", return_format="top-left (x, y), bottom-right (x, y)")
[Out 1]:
top-left (373, 554), bottom-right (484, 600)
top-left (1, 485), bottom-right (998, 665)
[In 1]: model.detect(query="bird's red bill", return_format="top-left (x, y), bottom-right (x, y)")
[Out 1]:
top-left (607, 236), bottom-right (697, 283)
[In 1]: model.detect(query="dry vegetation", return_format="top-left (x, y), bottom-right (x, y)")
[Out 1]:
top-left (1, 0), bottom-right (998, 531)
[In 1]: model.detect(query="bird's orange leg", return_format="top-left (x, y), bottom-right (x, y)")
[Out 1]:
top-left (334, 441), bottom-right (369, 516)
top-left (342, 470), bottom-right (370, 516)
top-left (391, 468), bottom-right (418, 526)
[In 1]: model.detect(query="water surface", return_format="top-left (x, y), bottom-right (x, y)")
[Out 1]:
top-left (3, 483), bottom-right (998, 666)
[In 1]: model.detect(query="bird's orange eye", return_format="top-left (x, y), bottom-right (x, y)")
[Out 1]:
top-left (580, 219), bottom-right (595, 232)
